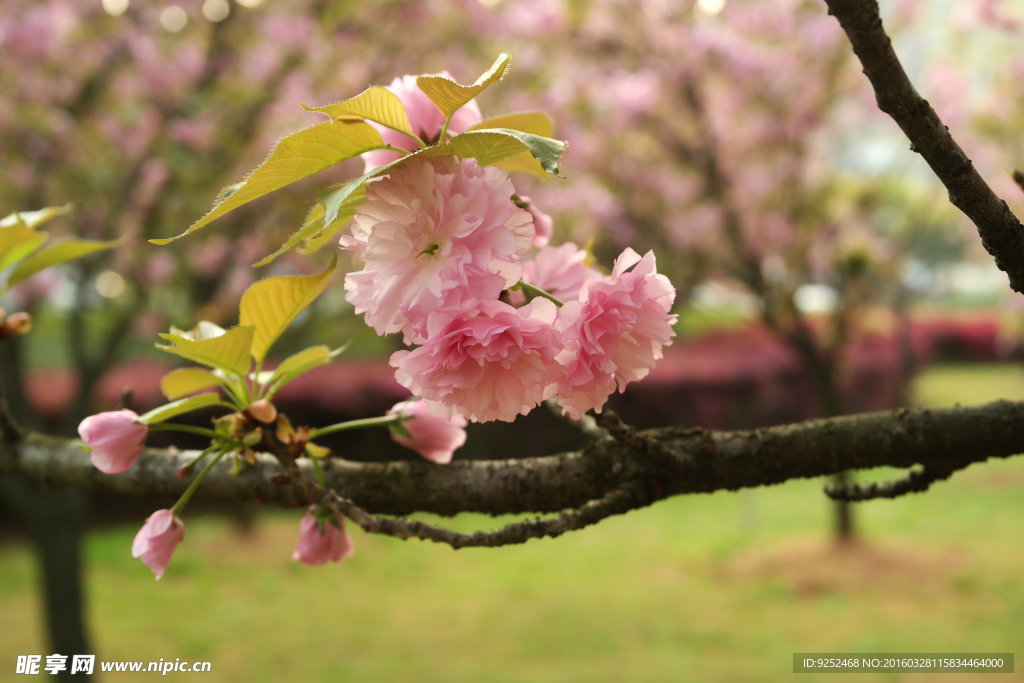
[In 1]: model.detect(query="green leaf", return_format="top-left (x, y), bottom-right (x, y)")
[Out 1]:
top-left (152, 121), bottom-right (388, 244)
top-left (160, 367), bottom-right (228, 400)
top-left (302, 86), bottom-right (415, 138)
top-left (0, 203), bottom-right (73, 230)
top-left (449, 129), bottom-right (567, 176)
top-left (157, 325), bottom-right (255, 377)
top-left (417, 53), bottom-right (511, 120)
top-left (239, 253), bottom-right (337, 363)
top-left (0, 226), bottom-right (46, 274)
top-left (7, 238), bottom-right (122, 286)
top-left (317, 145), bottom-right (455, 230)
top-left (468, 113), bottom-right (554, 178)
top-left (138, 393), bottom-right (223, 424)
top-left (468, 112), bottom-right (553, 137)
top-left (265, 344), bottom-right (342, 394)
top-left (254, 186), bottom-right (367, 266)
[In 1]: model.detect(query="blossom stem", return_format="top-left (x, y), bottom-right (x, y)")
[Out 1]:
top-left (382, 144), bottom-right (413, 156)
top-left (310, 455), bottom-right (326, 488)
top-left (308, 414), bottom-right (404, 440)
top-left (148, 423), bottom-right (224, 440)
top-left (398, 132), bottom-right (428, 149)
top-left (515, 281), bottom-right (565, 307)
top-left (438, 116), bottom-right (452, 145)
top-left (176, 444), bottom-right (220, 477)
top-left (170, 448), bottom-right (227, 516)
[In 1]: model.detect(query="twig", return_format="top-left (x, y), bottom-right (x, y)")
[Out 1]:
top-left (544, 399), bottom-right (608, 440)
top-left (324, 482), bottom-right (647, 549)
top-left (594, 410), bottom-right (672, 461)
top-left (263, 425), bottom-right (646, 549)
top-left (824, 463), bottom-right (964, 501)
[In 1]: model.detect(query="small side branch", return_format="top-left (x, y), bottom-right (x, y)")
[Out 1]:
top-left (263, 427), bottom-right (648, 549)
top-left (328, 482), bottom-right (647, 549)
top-left (824, 463), bottom-right (964, 501)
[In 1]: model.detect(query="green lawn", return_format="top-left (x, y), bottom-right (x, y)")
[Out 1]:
top-left (2, 364), bottom-right (1023, 682)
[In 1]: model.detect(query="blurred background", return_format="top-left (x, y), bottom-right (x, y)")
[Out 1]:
top-left (2, 0), bottom-right (1024, 680)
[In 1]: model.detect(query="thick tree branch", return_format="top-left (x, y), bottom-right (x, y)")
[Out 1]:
top-left (2, 401), bottom-right (1023, 521)
top-left (823, 0), bottom-right (1024, 293)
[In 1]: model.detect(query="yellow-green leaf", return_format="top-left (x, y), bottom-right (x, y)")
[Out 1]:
top-left (469, 113), bottom-right (554, 178)
top-left (138, 393), bottom-right (223, 424)
top-left (7, 238), bottom-right (122, 286)
top-left (239, 253), bottom-right (337, 363)
top-left (266, 345), bottom-right (335, 394)
top-left (0, 203), bottom-right (72, 230)
top-left (0, 226), bottom-right (46, 274)
top-left (152, 121), bottom-right (388, 244)
top-left (416, 53), bottom-right (511, 120)
top-left (299, 200), bottom-right (363, 256)
top-left (316, 144), bottom-right (455, 231)
top-left (254, 186), bottom-right (367, 266)
top-left (159, 367), bottom-right (227, 400)
top-left (449, 129), bottom-right (567, 176)
top-left (157, 325), bottom-right (255, 377)
top-left (468, 112), bottom-right (553, 137)
top-left (169, 321), bottom-right (228, 341)
top-left (302, 86), bottom-right (415, 138)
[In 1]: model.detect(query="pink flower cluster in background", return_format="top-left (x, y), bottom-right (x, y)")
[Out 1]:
top-left (345, 75), bottom-right (679, 424)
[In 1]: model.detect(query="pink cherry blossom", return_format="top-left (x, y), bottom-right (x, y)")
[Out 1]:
top-left (132, 509), bottom-right (184, 580)
top-left (390, 299), bottom-right (563, 423)
top-left (388, 399), bottom-right (468, 464)
top-left (555, 248), bottom-right (678, 419)
top-left (361, 73), bottom-right (483, 172)
top-left (291, 507), bottom-right (355, 567)
top-left (522, 242), bottom-right (603, 303)
top-left (342, 156), bottom-right (535, 343)
top-left (78, 409), bottom-right (148, 474)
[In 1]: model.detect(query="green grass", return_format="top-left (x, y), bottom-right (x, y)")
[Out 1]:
top-left (2, 364), bottom-right (1024, 682)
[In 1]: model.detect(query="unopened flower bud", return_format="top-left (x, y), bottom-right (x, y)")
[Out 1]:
top-left (0, 312), bottom-right (32, 338)
top-left (247, 399), bottom-right (277, 424)
top-left (132, 510), bottom-right (183, 580)
top-left (78, 410), bottom-right (149, 474)
top-left (242, 427), bottom-right (263, 447)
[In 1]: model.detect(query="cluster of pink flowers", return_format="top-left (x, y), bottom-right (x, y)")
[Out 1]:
top-left (344, 76), bottom-right (679, 423)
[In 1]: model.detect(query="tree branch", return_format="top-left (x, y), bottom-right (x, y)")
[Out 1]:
top-left (824, 462), bottom-right (965, 501)
top-left (3, 401), bottom-right (1023, 521)
top-left (823, 0), bottom-right (1024, 293)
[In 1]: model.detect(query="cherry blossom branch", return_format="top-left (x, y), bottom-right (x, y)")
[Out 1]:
top-left (822, 0), bottom-right (1024, 293)
top-left (4, 401), bottom-right (1024, 522)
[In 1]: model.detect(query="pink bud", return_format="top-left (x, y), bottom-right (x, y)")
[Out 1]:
top-left (519, 195), bottom-right (554, 248)
top-left (132, 510), bottom-right (184, 580)
top-left (78, 410), bottom-right (148, 474)
top-left (387, 399), bottom-right (468, 464)
top-left (291, 507), bottom-right (354, 567)
top-left (247, 399), bottom-right (277, 424)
